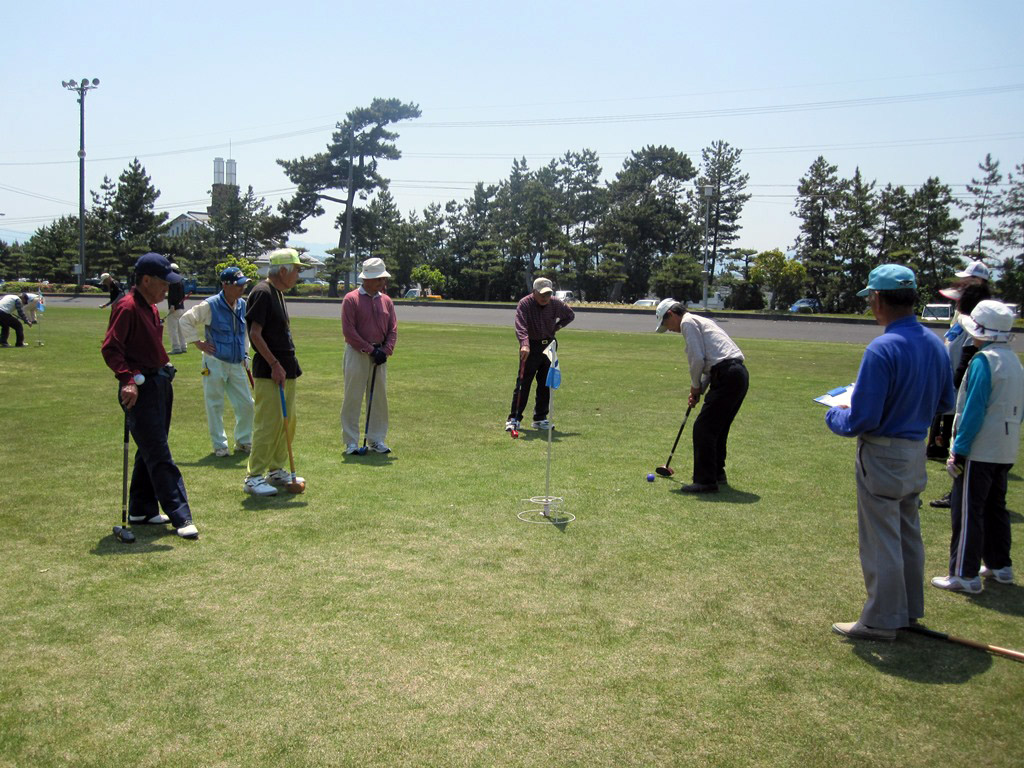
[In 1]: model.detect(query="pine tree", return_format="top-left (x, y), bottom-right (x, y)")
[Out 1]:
top-left (910, 177), bottom-right (962, 298)
top-left (693, 140), bottom-right (751, 277)
top-left (793, 156), bottom-right (847, 311)
top-left (961, 153), bottom-right (1002, 260)
top-left (833, 168), bottom-right (879, 312)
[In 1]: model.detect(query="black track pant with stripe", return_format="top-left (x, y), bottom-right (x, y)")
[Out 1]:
top-left (947, 460), bottom-right (1013, 578)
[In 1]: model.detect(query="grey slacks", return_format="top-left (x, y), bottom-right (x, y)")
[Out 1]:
top-left (855, 436), bottom-right (928, 629)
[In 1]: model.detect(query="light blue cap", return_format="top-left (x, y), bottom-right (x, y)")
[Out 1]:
top-left (856, 264), bottom-right (916, 297)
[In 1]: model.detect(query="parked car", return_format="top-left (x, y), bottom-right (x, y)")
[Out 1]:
top-left (633, 299), bottom-right (658, 307)
top-left (789, 298), bottom-right (821, 313)
top-left (301, 278), bottom-right (329, 286)
top-left (554, 290), bottom-right (575, 303)
top-left (403, 288), bottom-right (442, 299)
top-left (921, 303), bottom-right (953, 321)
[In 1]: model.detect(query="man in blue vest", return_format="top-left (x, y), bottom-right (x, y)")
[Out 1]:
top-left (179, 266), bottom-right (255, 457)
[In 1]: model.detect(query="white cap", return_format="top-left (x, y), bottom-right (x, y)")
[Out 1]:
top-left (962, 299), bottom-right (1014, 342)
top-left (955, 261), bottom-right (989, 280)
top-left (533, 277), bottom-right (553, 295)
top-left (358, 257), bottom-right (391, 280)
top-left (654, 298), bottom-right (679, 333)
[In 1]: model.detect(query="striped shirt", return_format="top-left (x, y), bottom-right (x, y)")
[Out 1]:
top-left (514, 295), bottom-right (575, 345)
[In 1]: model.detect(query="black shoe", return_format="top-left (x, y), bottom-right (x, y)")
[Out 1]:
top-left (0, 342), bottom-right (9, 348)
top-left (717, 474), bottom-right (728, 485)
top-left (680, 483), bottom-right (719, 494)
top-left (929, 493), bottom-right (952, 509)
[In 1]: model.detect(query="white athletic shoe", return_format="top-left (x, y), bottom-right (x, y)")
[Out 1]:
top-left (214, 447), bottom-right (230, 457)
top-left (369, 442), bottom-right (391, 454)
top-left (267, 468), bottom-right (306, 486)
top-left (930, 574), bottom-right (983, 594)
top-left (505, 419), bottom-right (520, 432)
top-left (176, 523), bottom-right (199, 540)
top-left (344, 443), bottom-right (359, 455)
top-left (980, 564), bottom-right (1015, 584)
top-left (128, 513), bottom-right (170, 525)
top-left (244, 475), bottom-right (278, 496)
top-left (532, 419), bottom-right (553, 430)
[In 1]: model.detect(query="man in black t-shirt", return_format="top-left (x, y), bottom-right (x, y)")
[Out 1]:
top-left (243, 249), bottom-right (304, 496)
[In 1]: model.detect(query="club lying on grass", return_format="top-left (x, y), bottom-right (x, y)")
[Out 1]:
top-left (906, 623), bottom-right (1024, 663)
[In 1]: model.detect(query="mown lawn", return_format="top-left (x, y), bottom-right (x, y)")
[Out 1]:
top-left (0, 307), bottom-right (1021, 768)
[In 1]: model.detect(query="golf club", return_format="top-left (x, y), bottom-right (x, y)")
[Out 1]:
top-left (509, 356), bottom-right (527, 439)
top-left (244, 357), bottom-right (255, 390)
top-left (906, 623), bottom-right (1024, 663)
top-left (113, 408), bottom-right (135, 544)
top-left (358, 362), bottom-right (379, 456)
top-left (277, 384), bottom-right (305, 493)
top-left (655, 405), bottom-right (693, 477)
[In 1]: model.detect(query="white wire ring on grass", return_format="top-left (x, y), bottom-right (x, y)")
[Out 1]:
top-left (518, 496), bottom-right (574, 524)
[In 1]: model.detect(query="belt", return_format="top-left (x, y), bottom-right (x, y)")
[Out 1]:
top-left (860, 434), bottom-right (925, 448)
top-left (711, 357), bottom-right (744, 373)
top-left (531, 338), bottom-right (552, 345)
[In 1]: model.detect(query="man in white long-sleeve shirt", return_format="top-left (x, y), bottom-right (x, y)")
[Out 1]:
top-left (655, 300), bottom-right (748, 493)
top-left (179, 267), bottom-right (255, 457)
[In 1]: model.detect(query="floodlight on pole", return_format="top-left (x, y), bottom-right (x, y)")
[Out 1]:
top-left (62, 77), bottom-right (100, 289)
top-left (701, 185), bottom-right (714, 310)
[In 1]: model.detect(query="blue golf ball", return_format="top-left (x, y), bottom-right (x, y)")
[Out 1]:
top-left (646, 473), bottom-right (655, 482)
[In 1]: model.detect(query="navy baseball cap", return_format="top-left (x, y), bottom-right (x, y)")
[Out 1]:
top-left (856, 264), bottom-right (916, 297)
top-left (219, 266), bottom-right (250, 285)
top-left (135, 252), bottom-right (182, 283)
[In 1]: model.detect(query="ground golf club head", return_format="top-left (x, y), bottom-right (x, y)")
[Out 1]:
top-left (357, 446), bottom-right (368, 455)
top-left (113, 525), bottom-right (135, 543)
top-left (510, 429), bottom-right (519, 439)
top-left (286, 476), bottom-right (306, 493)
top-left (655, 466), bottom-right (675, 477)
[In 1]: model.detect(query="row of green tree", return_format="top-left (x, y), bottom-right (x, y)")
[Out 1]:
top-left (3, 96), bottom-right (1023, 309)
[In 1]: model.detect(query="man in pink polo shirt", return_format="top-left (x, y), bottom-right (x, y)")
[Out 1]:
top-left (341, 257), bottom-right (398, 454)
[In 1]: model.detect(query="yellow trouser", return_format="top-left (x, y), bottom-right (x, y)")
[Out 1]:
top-left (247, 378), bottom-right (295, 477)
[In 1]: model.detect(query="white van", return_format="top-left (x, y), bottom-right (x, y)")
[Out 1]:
top-left (921, 304), bottom-right (953, 322)
top-left (554, 290), bottom-right (575, 303)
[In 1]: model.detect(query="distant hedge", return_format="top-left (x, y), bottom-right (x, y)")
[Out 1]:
top-left (0, 282), bottom-right (102, 294)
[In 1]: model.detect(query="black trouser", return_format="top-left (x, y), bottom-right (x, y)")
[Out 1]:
top-left (0, 312), bottom-right (24, 346)
top-left (508, 339), bottom-right (552, 422)
top-left (122, 370), bottom-right (192, 528)
top-left (947, 459), bottom-right (1013, 578)
top-left (692, 359), bottom-right (749, 485)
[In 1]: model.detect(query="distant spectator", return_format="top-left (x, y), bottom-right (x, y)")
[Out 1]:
top-left (0, 292), bottom-right (32, 347)
top-left (166, 263), bottom-right (187, 354)
top-left (99, 273), bottom-right (126, 311)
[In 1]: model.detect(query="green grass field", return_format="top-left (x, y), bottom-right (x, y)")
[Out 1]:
top-left (1, 308), bottom-right (1022, 768)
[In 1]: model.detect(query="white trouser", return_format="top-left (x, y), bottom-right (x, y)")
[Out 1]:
top-left (167, 308), bottom-right (186, 351)
top-left (202, 355), bottom-right (255, 452)
top-left (341, 343), bottom-right (388, 446)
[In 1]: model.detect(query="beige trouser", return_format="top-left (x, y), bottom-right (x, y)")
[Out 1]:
top-left (247, 378), bottom-right (295, 477)
top-left (341, 343), bottom-right (388, 447)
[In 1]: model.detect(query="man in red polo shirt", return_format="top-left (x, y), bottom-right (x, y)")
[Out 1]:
top-left (101, 252), bottom-right (199, 540)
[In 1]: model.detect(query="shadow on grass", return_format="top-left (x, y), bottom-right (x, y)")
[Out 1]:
top-left (660, 479), bottom-right (762, 505)
top-left (515, 430), bottom-right (581, 442)
top-left (177, 454), bottom-right (248, 468)
top-left (846, 632), bottom-right (993, 682)
top-left (1009, 509), bottom-right (1023, 524)
top-left (964, 584), bottom-right (1024, 617)
top-left (341, 452), bottom-right (397, 465)
top-left (240, 495), bottom-right (310, 511)
top-left (90, 527), bottom-right (177, 555)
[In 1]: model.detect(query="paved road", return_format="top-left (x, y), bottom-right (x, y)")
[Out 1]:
top-left (53, 295), bottom-right (1022, 349)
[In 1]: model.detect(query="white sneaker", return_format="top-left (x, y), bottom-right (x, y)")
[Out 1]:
top-left (344, 443), bottom-right (359, 455)
top-left (234, 442), bottom-right (252, 454)
top-left (369, 442), bottom-right (391, 454)
top-left (214, 447), bottom-right (230, 457)
top-left (931, 575), bottom-right (983, 594)
top-left (532, 419), bottom-right (553, 430)
top-left (267, 468), bottom-right (306, 486)
top-left (176, 523), bottom-right (199, 540)
top-left (504, 419), bottom-right (520, 432)
top-left (128, 513), bottom-right (170, 525)
top-left (980, 564), bottom-right (1015, 584)
top-left (244, 475), bottom-right (278, 496)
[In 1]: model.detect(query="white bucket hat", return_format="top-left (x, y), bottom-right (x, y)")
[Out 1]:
top-left (961, 299), bottom-right (1014, 342)
top-left (358, 257), bottom-right (391, 280)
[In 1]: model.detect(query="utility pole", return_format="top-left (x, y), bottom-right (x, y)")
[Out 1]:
top-left (61, 78), bottom-right (100, 289)
top-left (701, 185), bottom-right (713, 310)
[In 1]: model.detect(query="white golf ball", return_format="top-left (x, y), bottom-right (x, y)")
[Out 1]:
top-left (133, 374), bottom-right (146, 385)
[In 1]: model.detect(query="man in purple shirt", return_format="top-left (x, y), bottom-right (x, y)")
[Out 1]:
top-left (101, 252), bottom-right (199, 540)
top-left (826, 264), bottom-right (954, 641)
top-left (505, 277), bottom-right (575, 432)
top-left (342, 257), bottom-right (398, 454)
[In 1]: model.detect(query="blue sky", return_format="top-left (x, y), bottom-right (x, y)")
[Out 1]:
top-left (3, 0), bottom-right (1023, 260)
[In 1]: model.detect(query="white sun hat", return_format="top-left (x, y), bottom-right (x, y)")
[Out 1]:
top-left (961, 299), bottom-right (1015, 342)
top-left (358, 257), bottom-right (391, 280)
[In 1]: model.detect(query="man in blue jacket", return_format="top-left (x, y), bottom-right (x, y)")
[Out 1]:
top-left (825, 264), bottom-right (956, 641)
top-left (179, 266), bottom-right (255, 457)
top-left (932, 300), bottom-right (1023, 592)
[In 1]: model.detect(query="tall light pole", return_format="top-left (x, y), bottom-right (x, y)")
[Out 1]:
top-left (61, 77), bottom-right (100, 289)
top-left (701, 185), bottom-right (713, 310)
